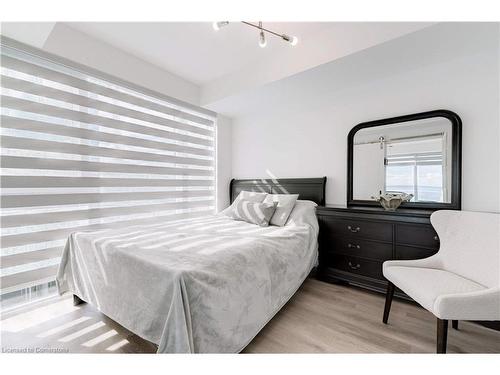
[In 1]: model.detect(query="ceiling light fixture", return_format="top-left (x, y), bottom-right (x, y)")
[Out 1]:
top-left (212, 21), bottom-right (298, 47)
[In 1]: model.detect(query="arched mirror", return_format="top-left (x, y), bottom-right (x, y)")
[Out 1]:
top-left (347, 110), bottom-right (462, 210)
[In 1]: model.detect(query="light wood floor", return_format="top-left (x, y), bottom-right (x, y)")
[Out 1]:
top-left (1, 278), bottom-right (499, 353)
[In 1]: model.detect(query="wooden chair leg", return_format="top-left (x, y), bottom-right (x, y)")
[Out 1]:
top-left (383, 281), bottom-right (395, 324)
top-left (437, 318), bottom-right (448, 354)
top-left (452, 320), bottom-right (458, 330)
top-left (73, 294), bottom-right (85, 306)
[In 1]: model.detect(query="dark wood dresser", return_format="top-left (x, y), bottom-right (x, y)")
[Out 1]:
top-left (316, 205), bottom-right (439, 298)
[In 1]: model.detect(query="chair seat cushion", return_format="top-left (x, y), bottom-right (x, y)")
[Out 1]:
top-left (383, 265), bottom-right (485, 314)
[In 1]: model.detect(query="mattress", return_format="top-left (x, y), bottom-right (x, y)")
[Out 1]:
top-left (56, 204), bottom-right (318, 353)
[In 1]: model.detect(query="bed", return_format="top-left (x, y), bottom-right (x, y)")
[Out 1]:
top-left (56, 177), bottom-right (326, 353)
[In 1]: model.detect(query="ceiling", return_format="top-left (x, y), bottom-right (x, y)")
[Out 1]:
top-left (66, 22), bottom-right (434, 105)
top-left (207, 23), bottom-right (492, 118)
top-left (67, 22), bottom-right (334, 85)
top-left (2, 22), bottom-right (435, 106)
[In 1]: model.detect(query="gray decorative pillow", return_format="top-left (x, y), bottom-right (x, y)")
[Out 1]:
top-left (230, 200), bottom-right (278, 227)
top-left (263, 194), bottom-right (299, 226)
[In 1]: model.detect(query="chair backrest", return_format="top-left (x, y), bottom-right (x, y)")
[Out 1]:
top-left (431, 210), bottom-right (500, 288)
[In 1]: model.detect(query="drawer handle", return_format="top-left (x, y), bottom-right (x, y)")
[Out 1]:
top-left (348, 243), bottom-right (361, 249)
top-left (347, 225), bottom-right (361, 233)
top-left (348, 261), bottom-right (361, 270)
top-left (433, 235), bottom-right (439, 241)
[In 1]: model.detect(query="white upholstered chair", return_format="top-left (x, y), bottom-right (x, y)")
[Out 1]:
top-left (382, 210), bottom-right (500, 353)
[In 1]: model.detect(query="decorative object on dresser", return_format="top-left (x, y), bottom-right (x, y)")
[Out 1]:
top-left (371, 192), bottom-right (413, 211)
top-left (382, 210), bottom-right (500, 353)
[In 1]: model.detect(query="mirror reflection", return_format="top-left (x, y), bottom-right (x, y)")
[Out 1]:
top-left (353, 117), bottom-right (453, 203)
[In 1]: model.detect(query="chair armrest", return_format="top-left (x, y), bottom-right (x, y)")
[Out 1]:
top-left (383, 254), bottom-right (442, 272)
top-left (434, 288), bottom-right (500, 320)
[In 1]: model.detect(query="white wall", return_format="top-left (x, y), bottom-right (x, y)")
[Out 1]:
top-left (216, 115), bottom-right (233, 212)
top-left (0, 22), bottom-right (56, 49)
top-left (228, 23), bottom-right (500, 212)
top-left (353, 143), bottom-right (384, 200)
top-left (42, 23), bottom-right (201, 105)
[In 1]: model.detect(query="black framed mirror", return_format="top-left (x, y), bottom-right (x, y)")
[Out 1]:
top-left (347, 110), bottom-right (462, 210)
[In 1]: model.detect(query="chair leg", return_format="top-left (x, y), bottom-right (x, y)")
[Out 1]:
top-left (452, 320), bottom-right (458, 330)
top-left (437, 318), bottom-right (448, 354)
top-left (383, 281), bottom-right (395, 324)
top-left (73, 294), bottom-right (85, 306)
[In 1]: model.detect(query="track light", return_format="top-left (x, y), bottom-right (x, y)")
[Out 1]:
top-left (213, 21), bottom-right (299, 47)
top-left (259, 30), bottom-right (267, 48)
top-left (282, 34), bottom-right (298, 46)
top-left (213, 21), bottom-right (229, 31)
top-left (258, 22), bottom-right (267, 48)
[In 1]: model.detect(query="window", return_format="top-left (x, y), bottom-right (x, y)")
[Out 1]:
top-left (385, 152), bottom-right (444, 202)
top-left (0, 39), bottom-right (216, 310)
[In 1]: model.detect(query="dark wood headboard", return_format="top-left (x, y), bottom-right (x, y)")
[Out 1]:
top-left (230, 177), bottom-right (327, 206)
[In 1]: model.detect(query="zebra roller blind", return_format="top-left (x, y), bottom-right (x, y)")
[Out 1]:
top-left (0, 38), bottom-right (216, 305)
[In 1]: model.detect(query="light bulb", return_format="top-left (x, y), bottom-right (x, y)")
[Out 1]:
top-left (282, 34), bottom-right (298, 46)
top-left (259, 31), bottom-right (267, 48)
top-left (213, 21), bottom-right (229, 31)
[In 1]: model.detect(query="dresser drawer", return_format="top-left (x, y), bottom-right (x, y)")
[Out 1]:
top-left (329, 254), bottom-right (383, 279)
top-left (395, 245), bottom-right (438, 260)
top-left (330, 237), bottom-right (392, 261)
top-left (396, 224), bottom-right (439, 249)
top-left (320, 218), bottom-right (392, 242)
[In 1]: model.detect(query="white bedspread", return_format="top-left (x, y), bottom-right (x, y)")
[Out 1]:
top-left (56, 205), bottom-right (318, 353)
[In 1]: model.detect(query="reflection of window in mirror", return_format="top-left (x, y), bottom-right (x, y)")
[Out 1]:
top-left (385, 134), bottom-right (446, 202)
top-left (351, 113), bottom-right (458, 205)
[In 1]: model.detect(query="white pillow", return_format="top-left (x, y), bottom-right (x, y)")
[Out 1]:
top-left (285, 200), bottom-right (318, 227)
top-left (228, 200), bottom-right (278, 227)
top-left (234, 190), bottom-right (268, 203)
top-left (263, 194), bottom-right (299, 226)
